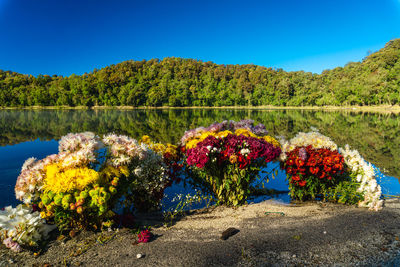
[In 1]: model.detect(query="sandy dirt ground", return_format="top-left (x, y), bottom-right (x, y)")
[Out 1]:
top-left (1, 199), bottom-right (400, 266)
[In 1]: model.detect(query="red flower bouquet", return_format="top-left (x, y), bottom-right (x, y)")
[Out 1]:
top-left (282, 144), bottom-right (346, 200)
top-left (182, 120), bottom-right (281, 206)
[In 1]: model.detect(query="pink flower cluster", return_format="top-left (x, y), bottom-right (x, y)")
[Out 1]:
top-left (59, 132), bottom-right (102, 153)
top-left (3, 237), bottom-right (21, 252)
top-left (102, 134), bottom-right (147, 167)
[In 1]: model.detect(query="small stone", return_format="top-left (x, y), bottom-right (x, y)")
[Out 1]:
top-left (136, 253), bottom-right (143, 259)
top-left (323, 231), bottom-right (327, 234)
top-left (221, 228), bottom-right (240, 240)
top-left (280, 251), bottom-right (291, 259)
top-left (292, 254), bottom-right (296, 258)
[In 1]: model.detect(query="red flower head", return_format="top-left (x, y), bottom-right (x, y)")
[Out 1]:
top-left (323, 157), bottom-right (333, 166)
top-left (298, 180), bottom-right (307, 187)
top-left (292, 175), bottom-right (300, 181)
top-left (309, 166), bottom-right (319, 175)
top-left (324, 166), bottom-right (332, 173)
top-left (287, 158), bottom-right (295, 166)
top-left (138, 229), bottom-right (152, 243)
top-left (307, 157), bottom-right (317, 167)
top-left (295, 158), bottom-right (305, 167)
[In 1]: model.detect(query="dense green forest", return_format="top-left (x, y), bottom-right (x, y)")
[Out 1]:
top-left (1, 39), bottom-right (400, 107)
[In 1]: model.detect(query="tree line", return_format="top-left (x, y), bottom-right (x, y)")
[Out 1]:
top-left (0, 39), bottom-right (399, 107)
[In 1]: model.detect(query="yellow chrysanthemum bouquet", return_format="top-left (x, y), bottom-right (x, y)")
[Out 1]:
top-left (15, 132), bottom-right (172, 232)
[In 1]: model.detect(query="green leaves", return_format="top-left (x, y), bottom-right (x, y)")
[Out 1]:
top-left (187, 162), bottom-right (265, 206)
top-left (286, 169), bottom-right (363, 205)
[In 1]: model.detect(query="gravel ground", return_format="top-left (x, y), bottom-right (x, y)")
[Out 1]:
top-left (1, 199), bottom-right (399, 266)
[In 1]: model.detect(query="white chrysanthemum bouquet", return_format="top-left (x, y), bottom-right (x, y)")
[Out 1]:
top-left (0, 205), bottom-right (56, 251)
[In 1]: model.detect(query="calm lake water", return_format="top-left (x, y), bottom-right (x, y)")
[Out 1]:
top-left (0, 109), bottom-right (399, 209)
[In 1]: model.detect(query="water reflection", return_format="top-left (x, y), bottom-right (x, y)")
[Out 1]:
top-left (1, 109), bottom-right (399, 178)
top-left (0, 139), bottom-right (58, 208)
top-left (1, 109), bottom-right (399, 207)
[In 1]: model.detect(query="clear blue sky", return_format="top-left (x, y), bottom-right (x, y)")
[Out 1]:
top-left (0, 0), bottom-right (399, 76)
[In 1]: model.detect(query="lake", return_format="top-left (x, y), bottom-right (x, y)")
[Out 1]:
top-left (0, 109), bottom-right (399, 209)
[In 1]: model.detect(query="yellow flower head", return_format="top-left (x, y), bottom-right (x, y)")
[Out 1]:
top-left (164, 144), bottom-right (178, 159)
top-left (141, 135), bottom-right (151, 145)
top-left (185, 131), bottom-right (216, 149)
top-left (215, 130), bottom-right (233, 138)
top-left (43, 163), bottom-right (100, 193)
top-left (140, 136), bottom-right (178, 160)
top-left (40, 211), bottom-right (48, 219)
top-left (199, 131), bottom-right (215, 141)
top-left (229, 154), bottom-right (238, 164)
top-left (118, 165), bottom-right (130, 177)
top-left (185, 138), bottom-right (201, 149)
top-left (153, 143), bottom-right (166, 154)
top-left (235, 128), bottom-right (257, 138)
top-left (263, 135), bottom-right (281, 148)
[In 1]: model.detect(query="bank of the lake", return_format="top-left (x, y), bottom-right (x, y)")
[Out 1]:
top-left (1, 199), bottom-right (399, 266)
top-left (1, 105), bottom-right (400, 113)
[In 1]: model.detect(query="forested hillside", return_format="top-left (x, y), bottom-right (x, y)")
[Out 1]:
top-left (0, 39), bottom-right (399, 107)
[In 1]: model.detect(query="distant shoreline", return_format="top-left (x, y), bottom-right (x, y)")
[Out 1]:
top-left (1, 105), bottom-right (400, 113)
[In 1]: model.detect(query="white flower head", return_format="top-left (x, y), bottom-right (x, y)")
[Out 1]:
top-left (340, 144), bottom-right (383, 211)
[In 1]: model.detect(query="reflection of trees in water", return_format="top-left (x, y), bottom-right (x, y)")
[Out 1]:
top-left (0, 109), bottom-right (399, 178)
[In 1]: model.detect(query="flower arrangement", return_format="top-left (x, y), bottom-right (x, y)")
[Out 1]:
top-left (17, 133), bottom-right (116, 231)
top-left (282, 145), bottom-right (346, 200)
top-left (280, 131), bottom-right (383, 209)
top-left (14, 132), bottom-right (171, 234)
top-left (102, 133), bottom-right (170, 213)
top-left (181, 120), bottom-right (281, 206)
top-left (15, 132), bottom-right (102, 204)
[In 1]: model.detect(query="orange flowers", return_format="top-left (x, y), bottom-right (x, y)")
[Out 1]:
top-left (282, 145), bottom-right (345, 193)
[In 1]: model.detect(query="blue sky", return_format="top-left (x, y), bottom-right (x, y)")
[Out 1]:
top-left (0, 0), bottom-right (399, 76)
